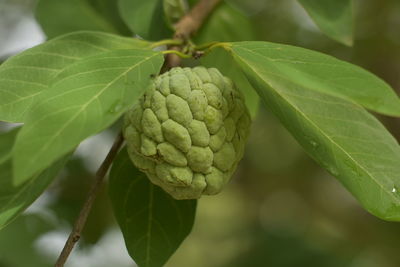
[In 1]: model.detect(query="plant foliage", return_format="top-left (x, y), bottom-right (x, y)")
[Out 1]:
top-left (0, 0), bottom-right (399, 266)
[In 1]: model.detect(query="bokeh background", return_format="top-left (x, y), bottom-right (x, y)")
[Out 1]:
top-left (0, 0), bottom-right (400, 266)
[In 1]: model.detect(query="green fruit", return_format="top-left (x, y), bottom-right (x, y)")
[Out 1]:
top-left (123, 66), bottom-right (251, 199)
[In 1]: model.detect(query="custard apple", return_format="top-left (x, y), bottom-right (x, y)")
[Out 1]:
top-left (123, 66), bottom-right (251, 199)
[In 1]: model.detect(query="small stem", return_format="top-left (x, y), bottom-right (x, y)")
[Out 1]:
top-left (174, 0), bottom-right (222, 39)
top-left (162, 50), bottom-right (193, 59)
top-left (194, 41), bottom-right (220, 50)
top-left (150, 39), bottom-right (183, 49)
top-left (55, 132), bottom-right (124, 267)
top-left (202, 42), bottom-right (229, 55)
top-left (163, 0), bottom-right (223, 69)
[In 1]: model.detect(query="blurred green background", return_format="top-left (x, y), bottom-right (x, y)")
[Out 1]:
top-left (0, 0), bottom-right (400, 266)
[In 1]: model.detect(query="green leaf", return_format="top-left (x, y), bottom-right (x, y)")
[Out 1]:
top-left (35, 0), bottom-right (131, 38)
top-left (195, 2), bottom-right (256, 43)
top-left (163, 0), bottom-right (188, 26)
top-left (0, 127), bottom-right (19, 163)
top-left (0, 128), bottom-right (69, 229)
top-left (226, 42), bottom-right (400, 117)
top-left (227, 41), bottom-right (400, 221)
top-left (13, 49), bottom-right (164, 185)
top-left (201, 47), bottom-right (259, 118)
top-left (297, 0), bottom-right (353, 46)
top-left (0, 214), bottom-right (56, 266)
top-left (118, 0), bottom-right (172, 40)
top-left (109, 149), bottom-right (196, 267)
top-left (0, 31), bottom-right (150, 123)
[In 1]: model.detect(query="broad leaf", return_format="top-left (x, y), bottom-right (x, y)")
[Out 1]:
top-left (35, 0), bottom-right (131, 38)
top-left (118, 0), bottom-right (172, 40)
top-left (227, 42), bottom-right (400, 221)
top-left (0, 127), bottom-right (19, 163)
top-left (109, 149), bottom-right (197, 267)
top-left (297, 0), bottom-right (353, 46)
top-left (0, 214), bottom-right (56, 266)
top-left (163, 0), bottom-right (188, 26)
top-left (0, 31), bottom-right (150, 123)
top-left (0, 128), bottom-right (68, 229)
top-left (226, 42), bottom-right (400, 117)
top-left (195, 2), bottom-right (256, 43)
top-left (13, 49), bottom-right (164, 185)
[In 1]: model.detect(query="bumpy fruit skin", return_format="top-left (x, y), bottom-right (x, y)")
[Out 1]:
top-left (123, 66), bottom-right (251, 199)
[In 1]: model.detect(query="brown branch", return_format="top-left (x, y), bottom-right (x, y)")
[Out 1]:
top-left (164, 0), bottom-right (223, 69)
top-left (55, 132), bottom-right (124, 267)
top-left (175, 0), bottom-right (222, 38)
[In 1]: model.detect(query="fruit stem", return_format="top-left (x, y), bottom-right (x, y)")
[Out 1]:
top-left (150, 39), bottom-right (184, 49)
top-left (162, 50), bottom-right (193, 59)
top-left (163, 0), bottom-right (223, 70)
top-left (201, 42), bottom-right (229, 55)
top-left (194, 41), bottom-right (220, 50)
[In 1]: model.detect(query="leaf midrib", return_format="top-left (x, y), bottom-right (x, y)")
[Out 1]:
top-left (237, 45), bottom-right (400, 115)
top-left (20, 52), bottom-right (159, 178)
top-left (237, 45), bottom-right (400, 144)
top-left (232, 50), bottom-right (400, 205)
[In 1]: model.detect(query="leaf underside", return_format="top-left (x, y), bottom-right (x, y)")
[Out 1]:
top-left (229, 42), bottom-right (400, 117)
top-left (0, 128), bottom-right (69, 230)
top-left (0, 31), bottom-right (150, 123)
top-left (118, 0), bottom-right (172, 40)
top-left (35, 0), bottom-right (131, 38)
top-left (297, 0), bottom-right (353, 46)
top-left (228, 41), bottom-right (400, 221)
top-left (109, 149), bottom-right (197, 267)
top-left (12, 49), bottom-right (164, 185)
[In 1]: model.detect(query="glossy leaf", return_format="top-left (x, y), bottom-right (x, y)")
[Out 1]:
top-left (35, 0), bottom-right (131, 38)
top-left (109, 149), bottom-right (197, 267)
top-left (13, 49), bottom-right (164, 185)
top-left (0, 31), bottom-right (150, 123)
top-left (118, 0), bottom-right (172, 40)
top-left (297, 0), bottom-right (353, 46)
top-left (227, 41), bottom-right (400, 220)
top-left (227, 42), bottom-right (400, 117)
top-left (0, 128), bottom-right (69, 229)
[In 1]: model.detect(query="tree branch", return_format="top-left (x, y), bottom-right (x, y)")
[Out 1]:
top-left (55, 132), bottom-right (124, 267)
top-left (175, 0), bottom-right (222, 38)
top-left (164, 0), bottom-right (222, 69)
